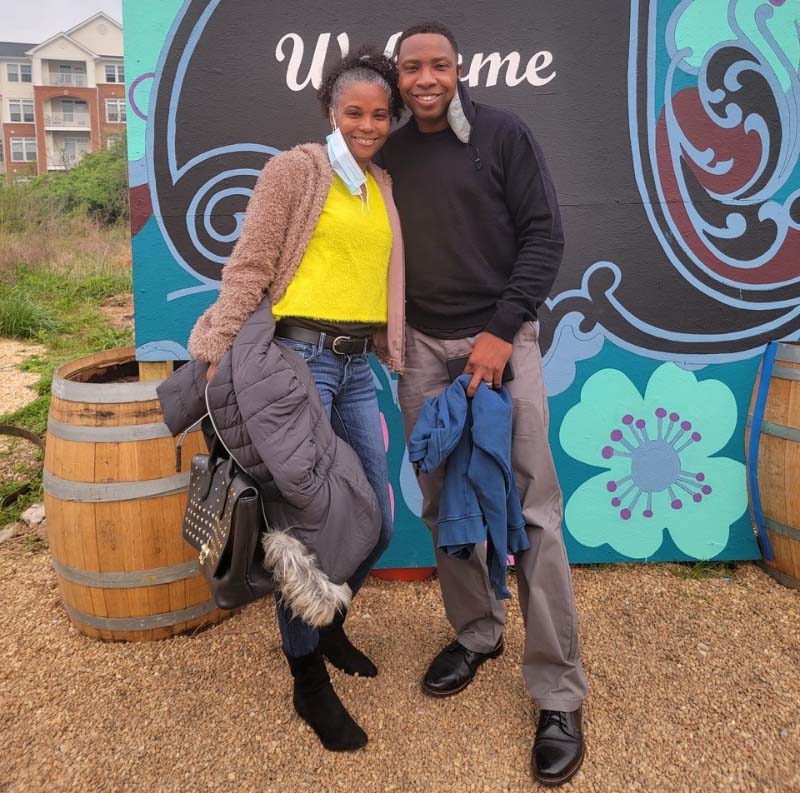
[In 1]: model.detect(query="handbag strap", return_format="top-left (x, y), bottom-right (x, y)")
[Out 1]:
top-left (175, 413), bottom-right (209, 473)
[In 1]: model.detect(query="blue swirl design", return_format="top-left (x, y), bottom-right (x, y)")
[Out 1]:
top-left (148, 0), bottom-right (281, 301)
top-left (539, 0), bottom-right (800, 377)
top-left (657, 0), bottom-right (800, 285)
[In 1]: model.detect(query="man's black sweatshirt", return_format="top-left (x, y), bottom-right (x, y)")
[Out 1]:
top-left (376, 85), bottom-right (564, 343)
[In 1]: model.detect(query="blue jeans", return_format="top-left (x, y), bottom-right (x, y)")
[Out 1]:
top-left (274, 335), bottom-right (393, 657)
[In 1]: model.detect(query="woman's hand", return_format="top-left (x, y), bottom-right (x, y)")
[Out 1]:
top-left (205, 362), bottom-right (218, 383)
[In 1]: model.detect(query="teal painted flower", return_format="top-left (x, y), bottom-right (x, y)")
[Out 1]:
top-left (560, 363), bottom-right (747, 559)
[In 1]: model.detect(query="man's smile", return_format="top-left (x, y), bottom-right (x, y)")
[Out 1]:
top-left (412, 93), bottom-right (444, 105)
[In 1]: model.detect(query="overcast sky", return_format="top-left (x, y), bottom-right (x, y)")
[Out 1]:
top-left (0, 0), bottom-right (122, 43)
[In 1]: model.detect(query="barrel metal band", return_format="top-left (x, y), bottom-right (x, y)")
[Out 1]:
top-left (758, 561), bottom-right (800, 591)
top-left (776, 343), bottom-right (800, 364)
top-left (43, 470), bottom-right (189, 502)
top-left (771, 365), bottom-right (800, 382)
top-left (764, 516), bottom-right (800, 542)
top-left (52, 375), bottom-right (160, 404)
top-left (47, 417), bottom-right (172, 443)
top-left (51, 557), bottom-right (200, 588)
top-left (64, 600), bottom-right (217, 631)
top-left (745, 417), bottom-right (800, 443)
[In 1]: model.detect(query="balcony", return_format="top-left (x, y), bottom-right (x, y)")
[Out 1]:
top-left (47, 149), bottom-right (90, 170)
top-left (47, 73), bottom-right (87, 88)
top-left (44, 113), bottom-right (91, 129)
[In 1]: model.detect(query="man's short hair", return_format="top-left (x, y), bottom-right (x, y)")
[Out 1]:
top-left (396, 22), bottom-right (459, 59)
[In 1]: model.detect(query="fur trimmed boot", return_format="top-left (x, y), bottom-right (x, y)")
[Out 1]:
top-left (285, 649), bottom-right (368, 751)
top-left (319, 610), bottom-right (378, 677)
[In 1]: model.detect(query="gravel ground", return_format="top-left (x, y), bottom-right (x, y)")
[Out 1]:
top-left (0, 339), bottom-right (46, 489)
top-left (1, 539), bottom-right (798, 793)
top-left (0, 339), bottom-right (45, 416)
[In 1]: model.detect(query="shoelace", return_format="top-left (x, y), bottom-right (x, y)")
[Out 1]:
top-left (540, 710), bottom-right (570, 734)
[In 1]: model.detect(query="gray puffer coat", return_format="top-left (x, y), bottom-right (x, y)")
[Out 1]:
top-left (157, 297), bottom-right (382, 627)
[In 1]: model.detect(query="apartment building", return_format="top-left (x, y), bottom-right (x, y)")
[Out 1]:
top-left (0, 12), bottom-right (125, 179)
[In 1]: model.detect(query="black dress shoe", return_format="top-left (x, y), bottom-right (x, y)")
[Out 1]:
top-left (421, 638), bottom-right (504, 697)
top-left (531, 707), bottom-right (585, 786)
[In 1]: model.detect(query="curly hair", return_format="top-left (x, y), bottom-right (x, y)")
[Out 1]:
top-left (317, 46), bottom-right (404, 121)
top-left (397, 22), bottom-right (459, 58)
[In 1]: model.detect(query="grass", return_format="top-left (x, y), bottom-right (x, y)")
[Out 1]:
top-left (0, 218), bottom-right (132, 529)
top-left (0, 476), bottom-right (43, 534)
top-left (0, 286), bottom-right (64, 339)
top-left (670, 561), bottom-right (739, 579)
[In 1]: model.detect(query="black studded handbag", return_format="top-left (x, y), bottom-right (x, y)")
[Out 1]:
top-left (179, 431), bottom-right (275, 611)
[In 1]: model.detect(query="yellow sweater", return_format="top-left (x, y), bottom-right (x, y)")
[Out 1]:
top-left (272, 172), bottom-right (392, 324)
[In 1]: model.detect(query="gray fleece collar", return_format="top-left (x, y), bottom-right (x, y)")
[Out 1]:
top-left (447, 81), bottom-right (474, 143)
top-left (447, 90), bottom-right (470, 142)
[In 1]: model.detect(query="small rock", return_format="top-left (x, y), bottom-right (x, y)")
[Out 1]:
top-left (21, 503), bottom-right (46, 527)
top-left (0, 525), bottom-right (17, 545)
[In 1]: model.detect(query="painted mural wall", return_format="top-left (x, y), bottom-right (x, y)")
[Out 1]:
top-left (124, 0), bottom-right (800, 567)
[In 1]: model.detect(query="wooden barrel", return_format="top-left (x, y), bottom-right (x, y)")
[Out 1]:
top-left (746, 341), bottom-right (800, 589)
top-left (43, 347), bottom-right (231, 640)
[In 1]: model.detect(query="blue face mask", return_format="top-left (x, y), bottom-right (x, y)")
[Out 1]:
top-left (326, 124), bottom-right (367, 197)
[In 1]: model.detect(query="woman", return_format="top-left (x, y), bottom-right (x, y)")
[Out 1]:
top-left (187, 49), bottom-right (405, 752)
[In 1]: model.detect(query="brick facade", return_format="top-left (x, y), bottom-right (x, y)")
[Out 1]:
top-left (97, 83), bottom-right (126, 148)
top-left (33, 85), bottom-right (98, 174)
top-left (3, 121), bottom-right (37, 179)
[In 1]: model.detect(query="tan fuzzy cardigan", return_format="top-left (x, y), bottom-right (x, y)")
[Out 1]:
top-left (188, 143), bottom-right (405, 371)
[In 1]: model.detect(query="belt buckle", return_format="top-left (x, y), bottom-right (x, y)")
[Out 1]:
top-left (331, 335), bottom-right (350, 355)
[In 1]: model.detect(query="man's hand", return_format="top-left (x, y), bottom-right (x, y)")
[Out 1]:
top-left (205, 362), bottom-right (218, 383)
top-left (464, 332), bottom-right (513, 397)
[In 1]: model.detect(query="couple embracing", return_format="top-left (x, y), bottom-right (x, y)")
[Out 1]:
top-left (188, 22), bottom-right (588, 788)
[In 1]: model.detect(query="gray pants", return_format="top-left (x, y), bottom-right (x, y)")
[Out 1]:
top-left (398, 322), bottom-right (588, 711)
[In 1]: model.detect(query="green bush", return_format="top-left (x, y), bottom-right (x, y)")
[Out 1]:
top-left (47, 135), bottom-right (129, 224)
top-left (0, 133), bottom-right (129, 231)
top-left (0, 178), bottom-right (64, 233)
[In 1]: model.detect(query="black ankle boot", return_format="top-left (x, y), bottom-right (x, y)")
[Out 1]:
top-left (319, 611), bottom-right (378, 677)
top-left (285, 649), bottom-right (368, 751)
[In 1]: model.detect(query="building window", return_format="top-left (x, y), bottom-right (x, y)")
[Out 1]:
top-left (105, 99), bottom-right (127, 123)
top-left (7, 63), bottom-right (32, 83)
top-left (104, 64), bottom-right (125, 83)
top-left (9, 100), bottom-right (35, 123)
top-left (11, 138), bottom-right (37, 162)
top-left (106, 135), bottom-right (121, 149)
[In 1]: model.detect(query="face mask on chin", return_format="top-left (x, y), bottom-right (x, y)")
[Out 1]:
top-left (326, 120), bottom-right (367, 197)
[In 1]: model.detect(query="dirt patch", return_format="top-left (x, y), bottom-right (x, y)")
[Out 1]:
top-left (0, 435), bottom-right (41, 487)
top-left (99, 293), bottom-right (134, 332)
top-left (0, 339), bottom-right (45, 486)
top-left (0, 555), bottom-right (798, 793)
top-left (0, 339), bottom-right (45, 415)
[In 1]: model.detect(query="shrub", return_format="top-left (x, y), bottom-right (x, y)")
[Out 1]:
top-left (47, 135), bottom-right (129, 224)
top-left (0, 133), bottom-right (129, 232)
top-left (0, 177), bottom-right (64, 233)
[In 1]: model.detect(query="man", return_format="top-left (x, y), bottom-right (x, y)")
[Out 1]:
top-left (377, 22), bottom-right (588, 786)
